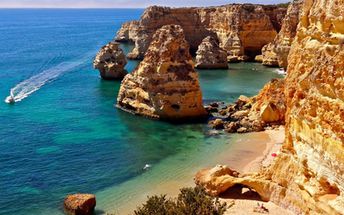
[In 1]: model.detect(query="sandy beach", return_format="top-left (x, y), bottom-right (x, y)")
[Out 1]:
top-left (99, 126), bottom-right (293, 215)
top-left (219, 126), bottom-right (294, 215)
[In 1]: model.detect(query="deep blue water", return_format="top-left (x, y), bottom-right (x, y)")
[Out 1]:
top-left (0, 9), bottom-right (282, 215)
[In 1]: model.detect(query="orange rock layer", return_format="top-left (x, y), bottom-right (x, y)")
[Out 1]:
top-left (196, 0), bottom-right (344, 214)
top-left (261, 0), bottom-right (302, 68)
top-left (116, 25), bottom-right (207, 121)
top-left (115, 4), bottom-right (287, 61)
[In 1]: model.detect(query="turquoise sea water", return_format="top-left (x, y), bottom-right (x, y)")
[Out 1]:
top-left (0, 9), bottom-right (283, 215)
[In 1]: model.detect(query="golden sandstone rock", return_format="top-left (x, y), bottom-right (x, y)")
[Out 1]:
top-left (197, 0), bottom-right (344, 214)
top-left (195, 36), bottom-right (228, 69)
top-left (64, 194), bottom-right (96, 215)
top-left (208, 78), bottom-right (285, 133)
top-left (262, 0), bottom-right (302, 69)
top-left (250, 78), bottom-right (286, 123)
top-left (93, 42), bottom-right (128, 80)
top-left (115, 20), bottom-right (139, 42)
top-left (115, 5), bottom-right (287, 61)
top-left (116, 25), bottom-right (207, 121)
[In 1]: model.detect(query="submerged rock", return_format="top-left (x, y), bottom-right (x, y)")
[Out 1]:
top-left (64, 194), bottom-right (96, 215)
top-left (195, 36), bottom-right (228, 69)
top-left (93, 42), bottom-right (128, 80)
top-left (116, 25), bottom-right (207, 121)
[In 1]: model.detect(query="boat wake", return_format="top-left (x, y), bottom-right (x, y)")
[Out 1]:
top-left (4, 54), bottom-right (91, 104)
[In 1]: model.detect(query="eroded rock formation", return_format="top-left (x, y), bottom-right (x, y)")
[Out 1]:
top-left (207, 78), bottom-right (285, 133)
top-left (198, 0), bottom-right (344, 214)
top-left (195, 36), bottom-right (228, 69)
top-left (93, 42), bottom-right (128, 80)
top-left (64, 194), bottom-right (96, 215)
top-left (115, 21), bottom-right (139, 42)
top-left (261, 0), bottom-right (302, 68)
top-left (116, 25), bottom-right (207, 121)
top-left (115, 4), bottom-right (287, 61)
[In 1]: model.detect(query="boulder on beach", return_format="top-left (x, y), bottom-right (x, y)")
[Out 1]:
top-left (64, 194), bottom-right (96, 215)
top-left (207, 79), bottom-right (285, 133)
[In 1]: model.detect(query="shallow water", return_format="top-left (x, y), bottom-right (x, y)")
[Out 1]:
top-left (0, 9), bottom-right (283, 215)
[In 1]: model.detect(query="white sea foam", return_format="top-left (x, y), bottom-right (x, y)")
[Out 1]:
top-left (4, 54), bottom-right (91, 104)
top-left (274, 68), bottom-right (286, 75)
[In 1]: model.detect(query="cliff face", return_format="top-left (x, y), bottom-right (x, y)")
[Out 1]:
top-left (115, 21), bottom-right (139, 43)
top-left (116, 25), bottom-right (207, 121)
top-left (197, 0), bottom-right (344, 214)
top-left (195, 36), bottom-right (228, 69)
top-left (115, 4), bottom-right (287, 60)
top-left (261, 0), bottom-right (302, 68)
top-left (281, 0), bottom-right (344, 212)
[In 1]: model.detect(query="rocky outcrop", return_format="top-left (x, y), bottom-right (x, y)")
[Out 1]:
top-left (277, 0), bottom-right (344, 211)
top-left (262, 0), bottom-right (302, 68)
top-left (115, 21), bottom-right (139, 43)
top-left (261, 43), bottom-right (279, 66)
top-left (64, 194), bottom-right (96, 215)
top-left (195, 165), bottom-right (284, 200)
top-left (207, 78), bottom-right (285, 133)
top-left (198, 0), bottom-right (344, 214)
top-left (116, 25), bottom-right (207, 121)
top-left (195, 36), bottom-right (228, 69)
top-left (115, 4), bottom-right (287, 61)
top-left (93, 42), bottom-right (128, 80)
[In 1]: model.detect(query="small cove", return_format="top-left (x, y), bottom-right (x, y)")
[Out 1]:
top-left (0, 9), bottom-right (283, 215)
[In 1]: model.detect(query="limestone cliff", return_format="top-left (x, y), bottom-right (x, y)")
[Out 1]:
top-left (261, 0), bottom-right (302, 68)
top-left (116, 25), bottom-right (207, 121)
top-left (115, 4), bottom-right (287, 61)
top-left (93, 42), bottom-right (128, 80)
top-left (115, 21), bottom-right (139, 43)
top-left (197, 0), bottom-right (344, 214)
top-left (280, 0), bottom-right (344, 212)
top-left (195, 36), bottom-right (228, 69)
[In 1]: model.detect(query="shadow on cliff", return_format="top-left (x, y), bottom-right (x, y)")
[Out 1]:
top-left (220, 184), bottom-right (264, 202)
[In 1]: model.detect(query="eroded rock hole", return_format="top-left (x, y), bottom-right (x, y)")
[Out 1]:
top-left (171, 104), bottom-right (180, 111)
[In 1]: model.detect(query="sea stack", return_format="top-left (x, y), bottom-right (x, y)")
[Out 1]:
top-left (93, 42), bottom-right (128, 80)
top-left (195, 36), bottom-right (228, 69)
top-left (261, 0), bottom-right (302, 68)
top-left (116, 25), bottom-right (207, 121)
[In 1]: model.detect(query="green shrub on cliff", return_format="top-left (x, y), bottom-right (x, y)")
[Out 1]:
top-left (134, 186), bottom-right (227, 215)
top-left (276, 2), bottom-right (290, 8)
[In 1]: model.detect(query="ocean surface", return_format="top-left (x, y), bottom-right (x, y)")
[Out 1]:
top-left (0, 9), bottom-right (283, 215)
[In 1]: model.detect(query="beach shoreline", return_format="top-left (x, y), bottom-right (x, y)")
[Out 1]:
top-left (219, 126), bottom-right (294, 215)
top-left (98, 127), bottom-right (289, 215)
